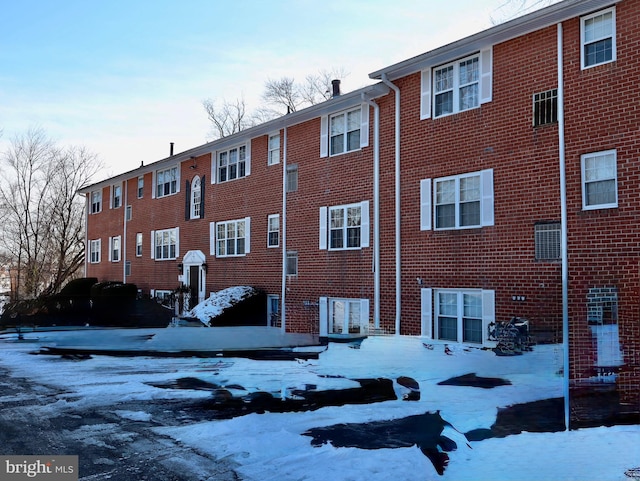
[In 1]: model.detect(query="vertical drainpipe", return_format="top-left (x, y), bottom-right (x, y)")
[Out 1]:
top-left (84, 194), bottom-right (89, 277)
top-left (123, 179), bottom-right (128, 283)
top-left (381, 74), bottom-right (401, 335)
top-left (362, 94), bottom-right (380, 327)
top-left (557, 23), bottom-right (570, 431)
top-left (281, 126), bottom-right (288, 333)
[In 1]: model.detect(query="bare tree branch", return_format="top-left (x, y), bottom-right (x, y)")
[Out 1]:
top-left (202, 97), bottom-right (256, 141)
top-left (490, 0), bottom-right (559, 24)
top-left (262, 77), bottom-right (302, 113)
top-left (203, 67), bottom-right (349, 138)
top-left (0, 128), bottom-right (103, 300)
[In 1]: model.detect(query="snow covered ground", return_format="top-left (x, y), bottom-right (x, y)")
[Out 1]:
top-left (0, 333), bottom-right (638, 480)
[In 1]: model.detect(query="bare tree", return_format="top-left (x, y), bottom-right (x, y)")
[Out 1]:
top-left (202, 97), bottom-right (255, 141)
top-left (300, 67), bottom-right (350, 106)
top-left (0, 128), bottom-right (103, 300)
top-left (491, 0), bottom-right (560, 24)
top-left (203, 68), bottom-right (349, 140)
top-left (262, 77), bottom-right (301, 114)
top-left (42, 145), bottom-right (102, 296)
top-left (263, 67), bottom-right (350, 114)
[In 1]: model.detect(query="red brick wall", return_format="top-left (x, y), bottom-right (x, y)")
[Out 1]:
top-left (85, 110), bottom-right (376, 335)
top-left (87, 141), bottom-right (286, 299)
top-left (283, 117), bottom-right (374, 333)
top-left (377, 24), bottom-right (564, 336)
top-left (83, 0), bottom-right (640, 405)
top-left (561, 1), bottom-right (640, 403)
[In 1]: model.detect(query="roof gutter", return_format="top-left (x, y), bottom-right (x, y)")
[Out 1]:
top-left (369, 0), bottom-right (621, 81)
top-left (78, 83), bottom-right (389, 194)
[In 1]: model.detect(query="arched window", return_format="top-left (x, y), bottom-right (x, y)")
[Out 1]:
top-left (190, 176), bottom-right (201, 219)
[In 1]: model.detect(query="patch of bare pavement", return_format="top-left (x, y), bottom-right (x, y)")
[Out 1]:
top-left (0, 367), bottom-right (239, 481)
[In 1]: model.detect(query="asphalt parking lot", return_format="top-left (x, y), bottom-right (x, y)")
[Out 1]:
top-left (0, 367), bottom-right (238, 481)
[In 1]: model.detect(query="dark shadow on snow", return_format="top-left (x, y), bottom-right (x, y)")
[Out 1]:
top-left (303, 398), bottom-right (566, 476)
top-left (303, 411), bottom-right (462, 476)
top-left (149, 374), bottom-right (566, 476)
top-left (437, 372), bottom-right (511, 389)
top-left (149, 377), bottom-right (399, 419)
top-left (465, 397), bottom-right (565, 441)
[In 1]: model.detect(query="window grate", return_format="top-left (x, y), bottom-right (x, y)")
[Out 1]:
top-left (535, 222), bottom-right (561, 260)
top-left (533, 89), bottom-right (558, 127)
top-left (286, 251), bottom-right (298, 276)
top-left (286, 164), bottom-right (298, 192)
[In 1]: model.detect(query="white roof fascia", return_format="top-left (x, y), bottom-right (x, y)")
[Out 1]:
top-left (369, 0), bottom-right (622, 81)
top-left (78, 82), bottom-right (389, 194)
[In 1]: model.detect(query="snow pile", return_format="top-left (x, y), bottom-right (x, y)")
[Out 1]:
top-left (186, 286), bottom-right (257, 326)
top-left (0, 333), bottom-right (638, 480)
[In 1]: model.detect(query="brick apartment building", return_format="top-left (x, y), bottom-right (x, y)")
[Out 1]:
top-left (79, 0), bottom-right (639, 408)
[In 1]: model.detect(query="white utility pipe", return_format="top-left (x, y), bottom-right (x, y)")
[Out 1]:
top-left (557, 23), bottom-right (570, 431)
top-left (382, 74), bottom-right (401, 335)
top-left (281, 126), bottom-right (288, 333)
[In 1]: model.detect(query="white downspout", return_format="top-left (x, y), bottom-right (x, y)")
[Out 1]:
top-left (382, 73), bottom-right (401, 335)
top-left (362, 94), bottom-right (381, 328)
top-left (281, 126), bottom-right (288, 333)
top-left (123, 179), bottom-right (128, 283)
top-left (83, 194), bottom-right (89, 276)
top-left (557, 23), bottom-right (570, 431)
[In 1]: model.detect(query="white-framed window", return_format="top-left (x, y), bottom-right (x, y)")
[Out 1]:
top-left (420, 169), bottom-right (494, 231)
top-left (330, 107), bottom-right (360, 156)
top-left (152, 227), bottom-right (179, 260)
top-left (191, 176), bottom-right (202, 219)
top-left (109, 236), bottom-right (121, 262)
top-left (136, 233), bottom-right (142, 257)
top-left (90, 190), bottom-right (102, 214)
top-left (328, 298), bottom-right (369, 335)
top-left (286, 164), bottom-right (298, 192)
top-left (212, 218), bottom-right (250, 257)
top-left (267, 295), bottom-right (280, 326)
top-left (581, 150), bottom-right (617, 210)
top-left (218, 145), bottom-right (248, 182)
top-left (153, 289), bottom-right (172, 302)
top-left (320, 104), bottom-right (369, 158)
top-left (286, 250), bottom-right (298, 276)
top-left (111, 184), bottom-right (122, 209)
top-left (268, 133), bottom-right (280, 165)
top-left (126, 205), bottom-right (132, 221)
top-left (434, 54), bottom-right (479, 117)
top-left (156, 166), bottom-right (179, 198)
top-left (420, 289), bottom-right (494, 344)
top-left (267, 214), bottom-right (279, 248)
top-left (420, 48), bottom-right (492, 120)
top-left (137, 176), bottom-right (144, 198)
top-left (89, 239), bottom-right (101, 264)
top-left (437, 291), bottom-right (482, 343)
top-left (319, 201), bottom-right (370, 250)
top-left (581, 7), bottom-right (616, 69)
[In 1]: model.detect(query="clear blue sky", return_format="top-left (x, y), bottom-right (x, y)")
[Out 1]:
top-left (0, 0), bottom-right (553, 179)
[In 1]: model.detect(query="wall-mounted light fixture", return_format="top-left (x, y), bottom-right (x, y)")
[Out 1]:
top-left (416, 277), bottom-right (423, 286)
top-left (178, 263), bottom-right (183, 272)
top-left (202, 263), bottom-right (207, 273)
top-left (189, 156), bottom-right (197, 169)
